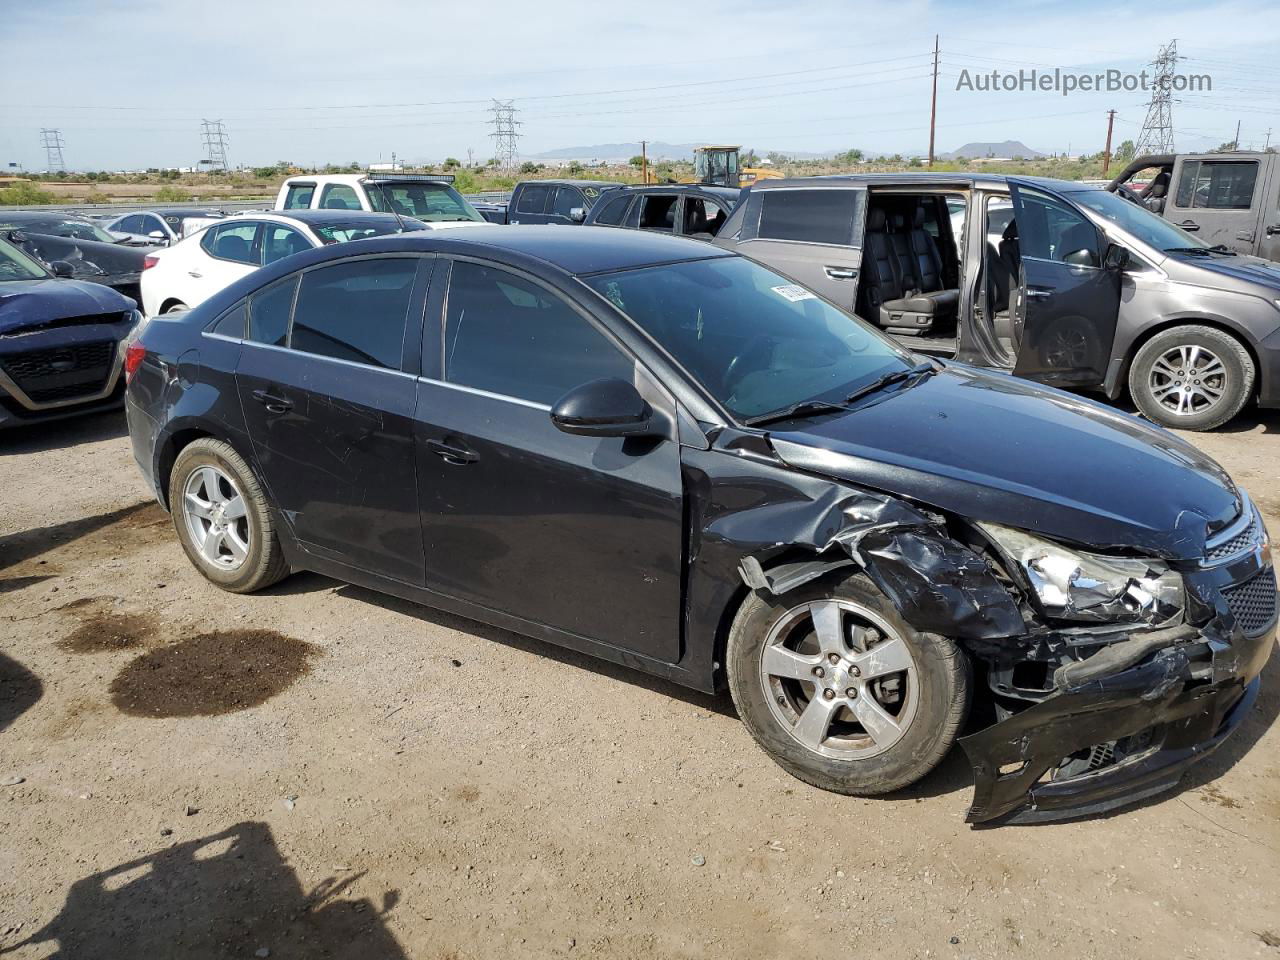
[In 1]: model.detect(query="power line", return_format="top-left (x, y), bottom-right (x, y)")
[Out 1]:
top-left (1135, 40), bottom-right (1178, 155)
top-left (488, 100), bottom-right (521, 173)
top-left (39, 128), bottom-right (66, 172)
top-left (200, 119), bottom-right (230, 171)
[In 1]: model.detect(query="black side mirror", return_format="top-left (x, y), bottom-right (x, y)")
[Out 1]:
top-left (1103, 243), bottom-right (1131, 271)
top-left (551, 378), bottom-right (656, 437)
top-left (569, 207), bottom-right (587, 223)
top-left (1062, 248), bottom-right (1099, 268)
top-left (49, 260), bottom-right (75, 278)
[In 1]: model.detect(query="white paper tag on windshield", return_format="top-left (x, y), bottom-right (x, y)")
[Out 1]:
top-left (771, 284), bottom-right (816, 302)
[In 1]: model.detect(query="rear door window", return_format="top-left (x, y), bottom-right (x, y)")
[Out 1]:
top-left (201, 222), bottom-right (261, 264)
top-left (758, 189), bottom-right (859, 245)
top-left (283, 183), bottom-right (316, 209)
top-left (318, 183), bottom-right (361, 211)
top-left (638, 195), bottom-right (678, 232)
top-left (443, 261), bottom-right (633, 405)
top-left (262, 225), bottom-right (312, 265)
top-left (515, 185), bottom-right (551, 215)
top-left (593, 194), bottom-right (632, 226)
top-left (551, 186), bottom-right (584, 219)
top-left (290, 258), bottom-right (417, 369)
top-left (1174, 160), bottom-right (1259, 210)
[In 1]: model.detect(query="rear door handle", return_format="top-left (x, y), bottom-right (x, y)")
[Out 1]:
top-left (188, 270), bottom-right (203, 278)
top-left (825, 266), bottom-right (857, 280)
top-left (427, 439), bottom-right (478, 465)
top-left (1178, 221), bottom-right (1200, 232)
top-left (1266, 224), bottom-right (1280, 237)
top-left (251, 389), bottom-right (292, 414)
top-left (1025, 287), bottom-right (1053, 301)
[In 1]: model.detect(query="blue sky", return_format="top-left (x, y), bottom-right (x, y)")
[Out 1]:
top-left (3, 0), bottom-right (1279, 170)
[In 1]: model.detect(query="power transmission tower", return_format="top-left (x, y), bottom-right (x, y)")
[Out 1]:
top-left (488, 100), bottom-right (521, 173)
top-left (40, 129), bottom-right (66, 172)
top-left (200, 119), bottom-right (230, 171)
top-left (1135, 41), bottom-right (1177, 155)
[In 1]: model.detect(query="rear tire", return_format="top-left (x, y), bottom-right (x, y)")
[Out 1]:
top-left (726, 573), bottom-right (970, 796)
top-left (168, 438), bottom-right (289, 593)
top-left (1128, 325), bottom-right (1253, 431)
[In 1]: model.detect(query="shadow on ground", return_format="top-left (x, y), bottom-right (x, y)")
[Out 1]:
top-left (0, 501), bottom-right (157, 571)
top-left (1, 821), bottom-right (407, 959)
top-left (0, 650), bottom-right (42, 735)
top-left (0, 409), bottom-right (127, 456)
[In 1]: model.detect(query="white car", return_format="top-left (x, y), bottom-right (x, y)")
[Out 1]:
top-left (141, 210), bottom-right (428, 317)
top-left (275, 172), bottom-right (492, 227)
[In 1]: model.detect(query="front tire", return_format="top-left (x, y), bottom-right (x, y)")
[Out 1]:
top-left (726, 573), bottom-right (970, 796)
top-left (1128, 325), bottom-right (1254, 431)
top-left (168, 438), bottom-right (289, 593)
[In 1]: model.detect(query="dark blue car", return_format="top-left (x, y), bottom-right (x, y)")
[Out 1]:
top-left (124, 226), bottom-right (1272, 825)
top-left (0, 236), bottom-right (139, 429)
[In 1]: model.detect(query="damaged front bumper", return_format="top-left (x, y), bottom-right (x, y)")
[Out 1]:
top-left (960, 557), bottom-right (1275, 825)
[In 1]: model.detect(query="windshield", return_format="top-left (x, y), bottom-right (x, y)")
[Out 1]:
top-left (365, 181), bottom-right (484, 222)
top-left (584, 256), bottom-right (910, 421)
top-left (0, 217), bottom-right (117, 243)
top-left (0, 237), bottom-right (50, 281)
top-left (1068, 188), bottom-right (1208, 255)
top-left (313, 217), bottom-right (428, 244)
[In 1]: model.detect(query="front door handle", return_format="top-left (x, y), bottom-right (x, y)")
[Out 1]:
top-left (1025, 287), bottom-right (1053, 301)
top-left (1178, 220), bottom-right (1200, 232)
top-left (251, 389), bottom-right (292, 414)
top-left (1266, 224), bottom-right (1280, 237)
top-left (825, 266), bottom-right (857, 280)
top-left (188, 270), bottom-right (203, 278)
top-left (427, 439), bottom-right (478, 465)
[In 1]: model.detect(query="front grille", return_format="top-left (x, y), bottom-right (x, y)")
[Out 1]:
top-left (0, 311), bottom-right (130, 338)
top-left (1206, 513), bottom-right (1260, 564)
top-left (0, 340), bottom-right (115, 404)
top-left (1222, 567), bottom-right (1278, 635)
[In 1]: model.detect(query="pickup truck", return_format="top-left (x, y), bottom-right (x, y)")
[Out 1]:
top-left (1108, 151), bottom-right (1280, 260)
top-left (275, 173), bottom-right (491, 229)
top-left (482, 179), bottom-right (624, 226)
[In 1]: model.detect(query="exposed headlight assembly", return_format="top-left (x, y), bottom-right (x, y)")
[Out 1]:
top-left (978, 522), bottom-right (1184, 625)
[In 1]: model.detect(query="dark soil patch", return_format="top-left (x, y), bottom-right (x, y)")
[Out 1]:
top-left (58, 610), bottom-right (159, 654)
top-left (109, 630), bottom-right (318, 718)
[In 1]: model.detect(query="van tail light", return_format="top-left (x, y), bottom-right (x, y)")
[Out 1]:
top-left (123, 342), bottom-right (146, 383)
top-left (142, 255), bottom-right (160, 271)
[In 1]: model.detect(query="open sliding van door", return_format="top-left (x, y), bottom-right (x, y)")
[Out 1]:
top-left (1007, 182), bottom-right (1122, 388)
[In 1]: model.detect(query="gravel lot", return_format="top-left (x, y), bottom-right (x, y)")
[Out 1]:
top-left (2, 408), bottom-right (1278, 959)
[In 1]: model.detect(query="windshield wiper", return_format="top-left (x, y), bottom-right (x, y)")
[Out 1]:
top-left (1162, 246), bottom-right (1211, 256)
top-left (742, 399), bottom-right (848, 427)
top-left (844, 362), bottom-right (936, 405)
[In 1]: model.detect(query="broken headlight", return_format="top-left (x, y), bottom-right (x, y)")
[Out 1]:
top-left (978, 523), bottom-right (1184, 625)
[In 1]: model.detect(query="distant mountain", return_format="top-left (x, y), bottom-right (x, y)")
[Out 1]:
top-left (941, 140), bottom-right (1044, 160)
top-left (531, 142), bottom-right (699, 161)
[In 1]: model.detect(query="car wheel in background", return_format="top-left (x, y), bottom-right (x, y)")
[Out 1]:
top-left (1129, 325), bottom-right (1254, 431)
top-left (168, 438), bottom-right (289, 593)
top-left (727, 573), bottom-right (970, 795)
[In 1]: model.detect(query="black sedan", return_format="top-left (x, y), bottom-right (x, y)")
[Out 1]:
top-left (0, 236), bottom-right (139, 428)
top-left (123, 226), bottom-right (1274, 824)
top-left (0, 211), bottom-right (152, 303)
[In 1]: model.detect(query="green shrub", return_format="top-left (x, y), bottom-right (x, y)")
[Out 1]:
top-left (154, 185), bottom-right (191, 202)
top-left (0, 181), bottom-right (56, 205)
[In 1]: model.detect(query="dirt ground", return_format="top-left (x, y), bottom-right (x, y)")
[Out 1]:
top-left (1, 408), bottom-right (1278, 960)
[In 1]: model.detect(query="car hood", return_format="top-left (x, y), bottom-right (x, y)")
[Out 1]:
top-left (767, 363), bottom-right (1240, 560)
top-left (0, 278), bottom-right (134, 334)
top-left (9, 230), bottom-right (150, 276)
top-left (1170, 251), bottom-right (1280, 290)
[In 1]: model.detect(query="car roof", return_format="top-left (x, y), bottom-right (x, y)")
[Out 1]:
top-left (752, 173), bottom-right (1090, 192)
top-left (430, 225), bottom-right (732, 274)
top-left (525, 179), bottom-right (625, 188)
top-left (231, 210), bottom-right (409, 227)
top-left (612, 184), bottom-right (741, 199)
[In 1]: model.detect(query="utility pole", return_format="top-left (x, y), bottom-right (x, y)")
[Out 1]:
top-left (1135, 41), bottom-right (1177, 155)
top-left (641, 140), bottom-right (648, 185)
top-left (1232, 120), bottom-right (1241, 151)
top-left (1265, 128), bottom-right (1273, 151)
top-left (1102, 109), bottom-right (1116, 175)
top-left (200, 120), bottom-right (230, 172)
top-left (39, 129), bottom-right (66, 172)
top-left (927, 34), bottom-right (939, 168)
top-left (467, 147), bottom-right (474, 168)
top-left (488, 100), bottom-right (522, 174)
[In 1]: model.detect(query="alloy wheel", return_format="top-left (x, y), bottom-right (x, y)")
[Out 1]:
top-left (1148, 344), bottom-right (1227, 418)
top-left (759, 599), bottom-right (919, 761)
top-left (181, 465), bottom-right (251, 571)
